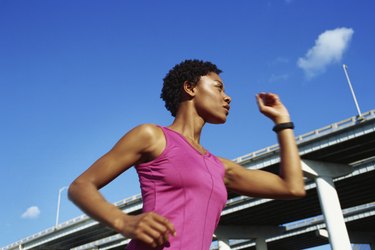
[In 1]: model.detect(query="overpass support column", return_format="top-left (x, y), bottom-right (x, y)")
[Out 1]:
top-left (215, 225), bottom-right (283, 250)
top-left (302, 160), bottom-right (352, 250)
top-left (315, 175), bottom-right (351, 249)
top-left (255, 237), bottom-right (267, 250)
top-left (217, 237), bottom-right (231, 250)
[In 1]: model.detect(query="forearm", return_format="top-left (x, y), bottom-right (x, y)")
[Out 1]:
top-left (227, 93), bottom-right (306, 199)
top-left (276, 126), bottom-right (305, 197)
top-left (68, 179), bottom-right (176, 247)
top-left (68, 180), bottom-right (128, 233)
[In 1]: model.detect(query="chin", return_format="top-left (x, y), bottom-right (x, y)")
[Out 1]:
top-left (208, 116), bottom-right (227, 124)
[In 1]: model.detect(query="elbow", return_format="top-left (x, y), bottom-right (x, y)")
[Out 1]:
top-left (68, 177), bottom-right (99, 203)
top-left (67, 181), bottom-right (77, 202)
top-left (67, 179), bottom-right (84, 203)
top-left (287, 187), bottom-right (306, 199)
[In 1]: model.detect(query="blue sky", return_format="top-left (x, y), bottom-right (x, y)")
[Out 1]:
top-left (1, 0), bottom-right (374, 248)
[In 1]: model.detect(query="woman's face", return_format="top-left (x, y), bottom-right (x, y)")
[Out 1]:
top-left (192, 72), bottom-right (231, 124)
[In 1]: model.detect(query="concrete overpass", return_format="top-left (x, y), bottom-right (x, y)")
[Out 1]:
top-left (3, 109), bottom-right (375, 250)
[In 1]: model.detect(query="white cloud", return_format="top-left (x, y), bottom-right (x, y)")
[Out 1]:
top-left (297, 27), bottom-right (354, 79)
top-left (21, 206), bottom-right (41, 219)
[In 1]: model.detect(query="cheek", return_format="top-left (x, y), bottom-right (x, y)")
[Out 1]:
top-left (195, 96), bottom-right (226, 123)
top-left (197, 92), bottom-right (217, 110)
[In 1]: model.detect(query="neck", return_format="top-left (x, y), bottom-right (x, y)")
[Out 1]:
top-left (168, 105), bottom-right (205, 144)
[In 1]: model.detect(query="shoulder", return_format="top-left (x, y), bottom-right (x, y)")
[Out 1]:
top-left (123, 123), bottom-right (164, 146)
top-left (109, 124), bottom-right (164, 153)
top-left (131, 123), bottom-right (162, 136)
top-left (121, 124), bottom-right (166, 163)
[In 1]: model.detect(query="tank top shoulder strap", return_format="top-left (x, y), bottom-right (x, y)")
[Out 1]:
top-left (159, 125), bottom-right (193, 150)
top-left (158, 126), bottom-right (177, 146)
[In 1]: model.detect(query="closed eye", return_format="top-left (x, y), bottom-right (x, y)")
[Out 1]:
top-left (215, 83), bottom-right (224, 90)
top-left (213, 79), bottom-right (225, 92)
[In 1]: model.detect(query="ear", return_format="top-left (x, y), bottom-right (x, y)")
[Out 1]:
top-left (182, 81), bottom-right (196, 98)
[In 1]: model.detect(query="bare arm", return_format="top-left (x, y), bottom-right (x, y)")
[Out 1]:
top-left (223, 93), bottom-right (305, 199)
top-left (68, 124), bottom-right (175, 247)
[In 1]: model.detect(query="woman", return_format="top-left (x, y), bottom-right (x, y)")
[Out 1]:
top-left (68, 59), bottom-right (305, 250)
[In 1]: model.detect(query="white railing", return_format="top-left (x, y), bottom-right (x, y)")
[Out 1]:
top-left (233, 109), bottom-right (375, 164)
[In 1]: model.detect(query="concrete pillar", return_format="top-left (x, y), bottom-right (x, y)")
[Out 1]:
top-left (214, 225), bottom-right (284, 250)
top-left (255, 237), bottom-right (267, 250)
top-left (302, 160), bottom-right (352, 250)
top-left (217, 237), bottom-right (231, 250)
top-left (316, 175), bottom-right (351, 249)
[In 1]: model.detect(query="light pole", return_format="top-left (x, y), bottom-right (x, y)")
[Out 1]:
top-left (342, 64), bottom-right (363, 118)
top-left (55, 186), bottom-right (68, 227)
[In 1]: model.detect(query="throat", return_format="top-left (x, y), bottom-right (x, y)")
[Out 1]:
top-left (185, 137), bottom-right (207, 155)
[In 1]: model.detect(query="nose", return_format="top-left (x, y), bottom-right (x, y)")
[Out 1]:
top-left (224, 93), bottom-right (231, 104)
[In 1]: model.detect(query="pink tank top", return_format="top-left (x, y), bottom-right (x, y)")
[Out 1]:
top-left (126, 126), bottom-right (227, 250)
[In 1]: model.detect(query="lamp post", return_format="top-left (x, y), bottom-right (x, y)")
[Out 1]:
top-left (342, 64), bottom-right (363, 118)
top-left (55, 186), bottom-right (68, 227)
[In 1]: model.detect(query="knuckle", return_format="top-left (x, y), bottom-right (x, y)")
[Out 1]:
top-left (146, 212), bottom-right (156, 219)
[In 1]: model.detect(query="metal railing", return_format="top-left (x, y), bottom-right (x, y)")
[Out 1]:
top-left (232, 109), bottom-right (375, 164)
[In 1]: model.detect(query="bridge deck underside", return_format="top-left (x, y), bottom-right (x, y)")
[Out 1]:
top-left (238, 213), bottom-right (375, 250)
top-left (301, 128), bottom-right (375, 164)
top-left (221, 169), bottom-right (375, 226)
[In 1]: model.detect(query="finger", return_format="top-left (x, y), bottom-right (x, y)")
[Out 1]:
top-left (148, 222), bottom-right (169, 245)
top-left (255, 94), bottom-right (265, 109)
top-left (256, 92), bottom-right (273, 104)
top-left (141, 213), bottom-right (175, 245)
top-left (261, 93), bottom-right (277, 106)
top-left (158, 233), bottom-right (167, 246)
top-left (137, 232), bottom-right (159, 248)
top-left (151, 213), bottom-right (176, 236)
top-left (256, 94), bottom-right (271, 113)
top-left (138, 223), bottom-right (166, 247)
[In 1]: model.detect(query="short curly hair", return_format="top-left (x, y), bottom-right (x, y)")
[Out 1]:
top-left (161, 59), bottom-right (222, 117)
